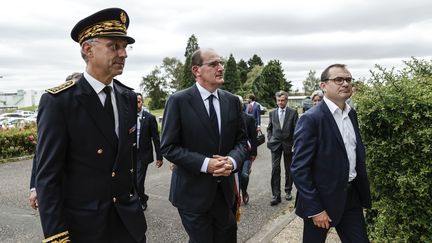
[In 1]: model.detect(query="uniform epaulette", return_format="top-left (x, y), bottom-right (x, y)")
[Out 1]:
top-left (46, 80), bottom-right (76, 94)
top-left (113, 79), bottom-right (133, 90)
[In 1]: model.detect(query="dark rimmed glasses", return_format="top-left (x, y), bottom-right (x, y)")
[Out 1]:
top-left (323, 77), bottom-right (354, 85)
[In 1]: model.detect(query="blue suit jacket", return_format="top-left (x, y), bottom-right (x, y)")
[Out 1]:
top-left (291, 100), bottom-right (371, 226)
top-left (161, 84), bottom-right (247, 213)
top-left (244, 102), bottom-right (261, 128)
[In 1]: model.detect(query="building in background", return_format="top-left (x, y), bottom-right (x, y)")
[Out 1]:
top-left (0, 90), bottom-right (44, 111)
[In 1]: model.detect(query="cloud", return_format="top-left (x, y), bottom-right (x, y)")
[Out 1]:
top-left (1, 0), bottom-right (432, 93)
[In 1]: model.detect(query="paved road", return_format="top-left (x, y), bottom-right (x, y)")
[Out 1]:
top-left (0, 117), bottom-right (294, 242)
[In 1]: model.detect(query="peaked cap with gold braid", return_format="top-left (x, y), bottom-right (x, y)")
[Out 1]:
top-left (71, 8), bottom-right (135, 44)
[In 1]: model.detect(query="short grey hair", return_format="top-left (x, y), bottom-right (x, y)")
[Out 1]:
top-left (275, 90), bottom-right (288, 99)
top-left (310, 90), bottom-right (323, 99)
top-left (80, 38), bottom-right (98, 62)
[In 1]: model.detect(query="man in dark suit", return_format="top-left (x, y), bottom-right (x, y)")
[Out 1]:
top-left (35, 8), bottom-right (146, 242)
top-left (136, 93), bottom-right (163, 210)
top-left (267, 91), bottom-right (298, 205)
top-left (291, 64), bottom-right (371, 242)
top-left (244, 94), bottom-right (261, 130)
top-left (161, 48), bottom-right (248, 243)
top-left (237, 96), bottom-right (258, 205)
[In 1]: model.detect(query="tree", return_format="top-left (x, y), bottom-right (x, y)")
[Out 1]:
top-left (241, 65), bottom-right (264, 98)
top-left (247, 54), bottom-right (264, 71)
top-left (303, 70), bottom-right (320, 95)
top-left (161, 57), bottom-right (183, 93)
top-left (237, 59), bottom-right (249, 85)
top-left (179, 34), bottom-right (199, 90)
top-left (256, 60), bottom-right (292, 107)
top-left (222, 54), bottom-right (241, 93)
top-left (140, 67), bottom-right (168, 110)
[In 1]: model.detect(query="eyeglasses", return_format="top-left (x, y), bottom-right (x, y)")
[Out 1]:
top-left (323, 77), bottom-right (354, 85)
top-left (201, 60), bottom-right (225, 68)
top-left (93, 40), bottom-right (132, 52)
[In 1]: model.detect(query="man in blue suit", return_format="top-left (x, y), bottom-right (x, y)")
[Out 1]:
top-left (291, 64), bottom-right (371, 243)
top-left (244, 94), bottom-right (261, 131)
top-left (161, 48), bottom-right (247, 243)
top-left (136, 93), bottom-right (163, 210)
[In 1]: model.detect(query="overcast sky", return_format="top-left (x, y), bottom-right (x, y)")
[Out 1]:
top-left (1, 0), bottom-right (432, 93)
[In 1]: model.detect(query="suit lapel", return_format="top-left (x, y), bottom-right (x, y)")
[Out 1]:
top-left (218, 90), bottom-right (228, 149)
top-left (114, 83), bottom-right (129, 149)
top-left (75, 78), bottom-right (118, 150)
top-left (320, 101), bottom-right (345, 150)
top-left (188, 85), bottom-right (219, 145)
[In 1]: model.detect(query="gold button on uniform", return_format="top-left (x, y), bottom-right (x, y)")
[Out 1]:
top-left (113, 197), bottom-right (117, 203)
top-left (97, 149), bottom-right (103, 154)
top-left (112, 171), bottom-right (116, 177)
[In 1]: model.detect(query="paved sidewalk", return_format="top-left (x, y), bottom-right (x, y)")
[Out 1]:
top-left (246, 203), bottom-right (341, 243)
top-left (272, 215), bottom-right (341, 243)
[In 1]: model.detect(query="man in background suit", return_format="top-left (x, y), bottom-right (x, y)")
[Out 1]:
top-left (267, 91), bottom-right (298, 206)
top-left (237, 95), bottom-right (258, 205)
top-left (161, 48), bottom-right (247, 243)
top-left (244, 94), bottom-right (261, 131)
top-left (136, 93), bottom-right (163, 210)
top-left (291, 64), bottom-right (371, 242)
top-left (35, 8), bottom-right (146, 242)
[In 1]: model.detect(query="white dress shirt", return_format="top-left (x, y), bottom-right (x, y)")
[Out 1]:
top-left (323, 96), bottom-right (357, 182)
top-left (84, 71), bottom-right (119, 137)
top-left (279, 107), bottom-right (286, 127)
top-left (195, 82), bottom-right (237, 173)
top-left (136, 110), bottom-right (143, 149)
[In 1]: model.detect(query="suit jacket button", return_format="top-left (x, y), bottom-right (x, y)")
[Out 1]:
top-left (113, 197), bottom-right (117, 203)
top-left (97, 149), bottom-right (103, 154)
top-left (112, 171), bottom-right (116, 177)
top-left (130, 168), bottom-right (133, 173)
top-left (133, 143), bottom-right (137, 147)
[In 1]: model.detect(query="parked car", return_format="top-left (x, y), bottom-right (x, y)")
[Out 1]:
top-left (16, 110), bottom-right (35, 117)
top-left (5, 117), bottom-right (32, 129)
top-left (0, 113), bottom-right (24, 119)
top-left (24, 113), bottom-right (37, 122)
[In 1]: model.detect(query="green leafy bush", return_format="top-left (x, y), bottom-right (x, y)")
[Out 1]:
top-left (355, 58), bottom-right (432, 242)
top-left (0, 124), bottom-right (37, 159)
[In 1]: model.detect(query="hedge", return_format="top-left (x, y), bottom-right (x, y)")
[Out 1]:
top-left (0, 124), bottom-right (37, 160)
top-left (355, 58), bottom-right (432, 242)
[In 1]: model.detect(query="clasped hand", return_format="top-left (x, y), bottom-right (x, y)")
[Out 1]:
top-left (207, 155), bottom-right (233, 177)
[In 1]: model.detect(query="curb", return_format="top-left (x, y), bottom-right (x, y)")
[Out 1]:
top-left (0, 155), bottom-right (34, 164)
top-left (246, 206), bottom-right (297, 243)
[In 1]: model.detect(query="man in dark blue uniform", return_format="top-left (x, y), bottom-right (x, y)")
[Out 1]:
top-left (35, 8), bottom-right (146, 242)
